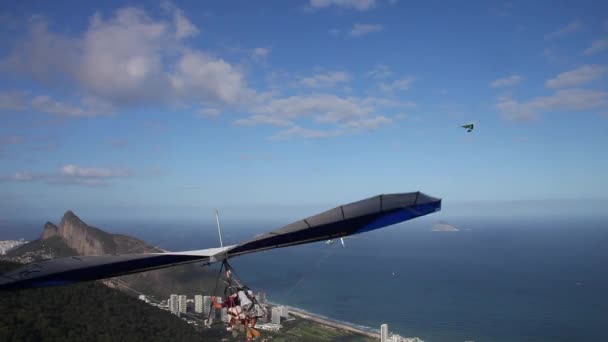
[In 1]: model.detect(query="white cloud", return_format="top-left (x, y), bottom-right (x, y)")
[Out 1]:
top-left (350, 23), bottom-right (383, 37)
top-left (13, 172), bottom-right (35, 181)
top-left (252, 94), bottom-right (372, 123)
top-left (234, 92), bottom-right (412, 138)
top-left (583, 39), bottom-right (608, 55)
top-left (31, 95), bottom-right (111, 117)
top-left (234, 114), bottom-right (293, 127)
top-left (162, 1), bottom-right (200, 39)
top-left (497, 88), bottom-right (608, 121)
top-left (545, 19), bottom-right (583, 40)
top-left (299, 71), bottom-right (352, 88)
top-left (0, 91), bottom-right (27, 111)
top-left (545, 65), bottom-right (606, 88)
top-left (170, 50), bottom-right (247, 105)
top-left (309, 0), bottom-right (376, 11)
top-left (379, 77), bottom-right (414, 92)
top-left (343, 116), bottom-right (392, 130)
top-left (367, 64), bottom-right (392, 79)
top-left (3, 6), bottom-right (249, 108)
top-left (490, 75), bottom-right (523, 88)
top-left (61, 164), bottom-right (130, 178)
top-left (4, 164), bottom-right (131, 187)
top-left (270, 126), bottom-right (343, 140)
top-left (251, 47), bottom-right (270, 61)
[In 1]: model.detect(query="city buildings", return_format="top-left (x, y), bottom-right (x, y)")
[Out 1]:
top-left (381, 324), bottom-right (389, 342)
top-left (169, 294), bottom-right (179, 316)
top-left (194, 295), bottom-right (203, 313)
top-left (178, 295), bottom-right (187, 314)
top-left (0, 239), bottom-right (27, 255)
top-left (203, 296), bottom-right (211, 315)
top-left (271, 307), bottom-right (281, 325)
top-left (279, 305), bottom-right (289, 318)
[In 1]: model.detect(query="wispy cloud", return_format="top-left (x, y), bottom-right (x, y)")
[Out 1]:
top-left (497, 88), bottom-right (608, 121)
top-left (31, 95), bottom-right (112, 117)
top-left (545, 65), bottom-right (606, 88)
top-left (583, 39), bottom-right (608, 55)
top-left (350, 23), bottom-right (383, 37)
top-left (2, 164), bottom-right (132, 187)
top-left (234, 114), bottom-right (293, 127)
top-left (298, 71), bottom-right (351, 88)
top-left (490, 75), bottom-right (523, 88)
top-left (367, 64), bottom-right (392, 79)
top-left (270, 126), bottom-right (343, 140)
top-left (60, 164), bottom-right (130, 178)
top-left (379, 77), bottom-right (414, 93)
top-left (251, 47), bottom-right (270, 61)
top-left (343, 116), bottom-right (392, 130)
top-left (309, 0), bottom-right (377, 11)
top-left (545, 19), bottom-right (583, 41)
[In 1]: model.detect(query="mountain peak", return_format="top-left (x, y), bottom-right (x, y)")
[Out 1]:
top-left (40, 222), bottom-right (59, 240)
top-left (61, 210), bottom-right (82, 223)
top-left (58, 210), bottom-right (117, 255)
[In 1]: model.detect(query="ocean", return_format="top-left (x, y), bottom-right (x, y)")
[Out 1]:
top-left (4, 215), bottom-right (608, 342)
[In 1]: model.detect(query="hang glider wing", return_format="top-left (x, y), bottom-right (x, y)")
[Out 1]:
top-left (226, 192), bottom-right (441, 257)
top-left (0, 192), bottom-right (441, 291)
top-left (0, 246), bottom-right (235, 291)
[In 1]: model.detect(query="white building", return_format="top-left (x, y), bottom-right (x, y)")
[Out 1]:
top-left (178, 295), bottom-right (187, 314)
top-left (271, 307), bottom-right (281, 325)
top-left (279, 306), bottom-right (289, 318)
top-left (169, 294), bottom-right (179, 316)
top-left (381, 324), bottom-right (389, 342)
top-left (203, 296), bottom-right (212, 315)
top-left (194, 295), bottom-right (203, 313)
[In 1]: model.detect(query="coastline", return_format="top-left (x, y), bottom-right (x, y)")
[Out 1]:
top-left (267, 301), bottom-right (380, 340)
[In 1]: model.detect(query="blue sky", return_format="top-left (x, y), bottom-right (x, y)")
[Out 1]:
top-left (0, 0), bottom-right (607, 221)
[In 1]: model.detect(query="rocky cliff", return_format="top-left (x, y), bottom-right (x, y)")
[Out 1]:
top-left (40, 222), bottom-right (59, 240)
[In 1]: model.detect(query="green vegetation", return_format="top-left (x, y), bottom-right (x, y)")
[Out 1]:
top-left (265, 319), bottom-right (376, 342)
top-left (0, 261), bottom-right (202, 342)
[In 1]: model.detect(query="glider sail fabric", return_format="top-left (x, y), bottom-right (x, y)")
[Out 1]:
top-left (0, 247), bottom-right (235, 290)
top-left (227, 192), bottom-right (441, 257)
top-left (0, 192), bottom-right (441, 291)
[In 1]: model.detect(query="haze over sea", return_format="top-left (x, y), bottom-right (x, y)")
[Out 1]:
top-left (5, 211), bottom-right (608, 342)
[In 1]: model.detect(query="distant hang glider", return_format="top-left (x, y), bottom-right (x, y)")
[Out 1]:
top-left (461, 123), bottom-right (474, 132)
top-left (0, 192), bottom-right (441, 291)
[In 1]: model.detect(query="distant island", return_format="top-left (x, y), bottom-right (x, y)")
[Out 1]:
top-left (431, 222), bottom-right (460, 232)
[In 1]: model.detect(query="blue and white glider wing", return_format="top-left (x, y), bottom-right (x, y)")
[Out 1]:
top-left (227, 191), bottom-right (441, 257)
top-left (0, 192), bottom-right (440, 290)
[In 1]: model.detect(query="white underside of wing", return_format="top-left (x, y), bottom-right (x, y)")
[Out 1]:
top-left (147, 245), bottom-right (237, 256)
